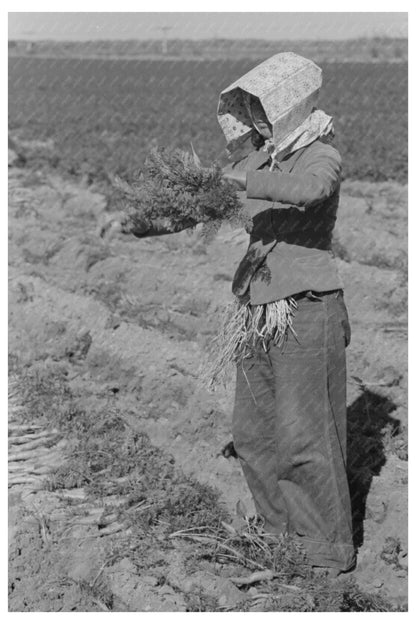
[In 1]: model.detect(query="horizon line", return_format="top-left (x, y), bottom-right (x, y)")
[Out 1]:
top-left (8, 34), bottom-right (409, 42)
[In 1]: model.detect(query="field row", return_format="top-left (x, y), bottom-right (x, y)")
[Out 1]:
top-left (8, 57), bottom-right (407, 186)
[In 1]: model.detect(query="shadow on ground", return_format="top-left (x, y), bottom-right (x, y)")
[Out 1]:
top-left (347, 390), bottom-right (400, 549)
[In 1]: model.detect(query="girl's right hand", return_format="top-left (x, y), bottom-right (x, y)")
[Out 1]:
top-left (97, 212), bottom-right (127, 240)
top-left (98, 211), bottom-right (152, 240)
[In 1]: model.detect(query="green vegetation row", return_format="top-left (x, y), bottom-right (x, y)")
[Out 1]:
top-left (8, 57), bottom-right (407, 187)
top-left (8, 36), bottom-right (408, 63)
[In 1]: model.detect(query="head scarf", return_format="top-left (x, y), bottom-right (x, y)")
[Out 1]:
top-left (264, 108), bottom-right (333, 169)
top-left (217, 52), bottom-right (334, 166)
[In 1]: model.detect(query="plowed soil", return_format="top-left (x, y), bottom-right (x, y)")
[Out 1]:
top-left (8, 163), bottom-right (407, 611)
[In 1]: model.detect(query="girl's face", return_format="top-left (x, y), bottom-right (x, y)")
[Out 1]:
top-left (249, 97), bottom-right (273, 140)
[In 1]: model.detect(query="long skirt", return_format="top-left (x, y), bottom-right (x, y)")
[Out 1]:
top-left (232, 289), bottom-right (356, 570)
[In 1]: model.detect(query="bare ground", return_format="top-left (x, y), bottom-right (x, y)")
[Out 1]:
top-left (8, 164), bottom-right (408, 611)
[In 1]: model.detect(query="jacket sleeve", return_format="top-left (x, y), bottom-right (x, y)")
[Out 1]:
top-left (129, 216), bottom-right (197, 238)
top-left (246, 143), bottom-right (342, 209)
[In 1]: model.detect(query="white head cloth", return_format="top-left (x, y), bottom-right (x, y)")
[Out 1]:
top-left (217, 52), bottom-right (334, 164)
top-left (264, 109), bottom-right (333, 167)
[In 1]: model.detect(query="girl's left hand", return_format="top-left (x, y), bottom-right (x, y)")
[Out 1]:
top-left (223, 170), bottom-right (247, 191)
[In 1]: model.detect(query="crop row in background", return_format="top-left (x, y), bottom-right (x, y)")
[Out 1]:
top-left (8, 57), bottom-right (407, 186)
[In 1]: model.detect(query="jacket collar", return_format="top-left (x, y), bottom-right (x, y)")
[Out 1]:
top-left (248, 143), bottom-right (309, 173)
top-left (246, 149), bottom-right (271, 171)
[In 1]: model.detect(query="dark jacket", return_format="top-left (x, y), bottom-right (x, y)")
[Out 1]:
top-left (227, 139), bottom-right (343, 304)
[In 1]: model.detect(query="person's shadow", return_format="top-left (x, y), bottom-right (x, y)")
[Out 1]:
top-left (347, 390), bottom-right (400, 548)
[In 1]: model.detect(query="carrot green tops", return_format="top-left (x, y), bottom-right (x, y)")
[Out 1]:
top-left (228, 139), bottom-right (343, 305)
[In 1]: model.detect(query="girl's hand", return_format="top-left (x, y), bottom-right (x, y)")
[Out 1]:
top-left (98, 211), bottom-right (153, 240)
top-left (223, 170), bottom-right (247, 191)
top-left (97, 211), bottom-right (129, 240)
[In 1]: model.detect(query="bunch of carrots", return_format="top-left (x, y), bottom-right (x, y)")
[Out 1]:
top-left (112, 146), bottom-right (251, 241)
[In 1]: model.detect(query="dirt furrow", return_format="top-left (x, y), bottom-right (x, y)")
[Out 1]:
top-left (8, 166), bottom-right (408, 609)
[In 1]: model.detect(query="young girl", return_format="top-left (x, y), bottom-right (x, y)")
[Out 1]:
top-left (101, 52), bottom-right (356, 575)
